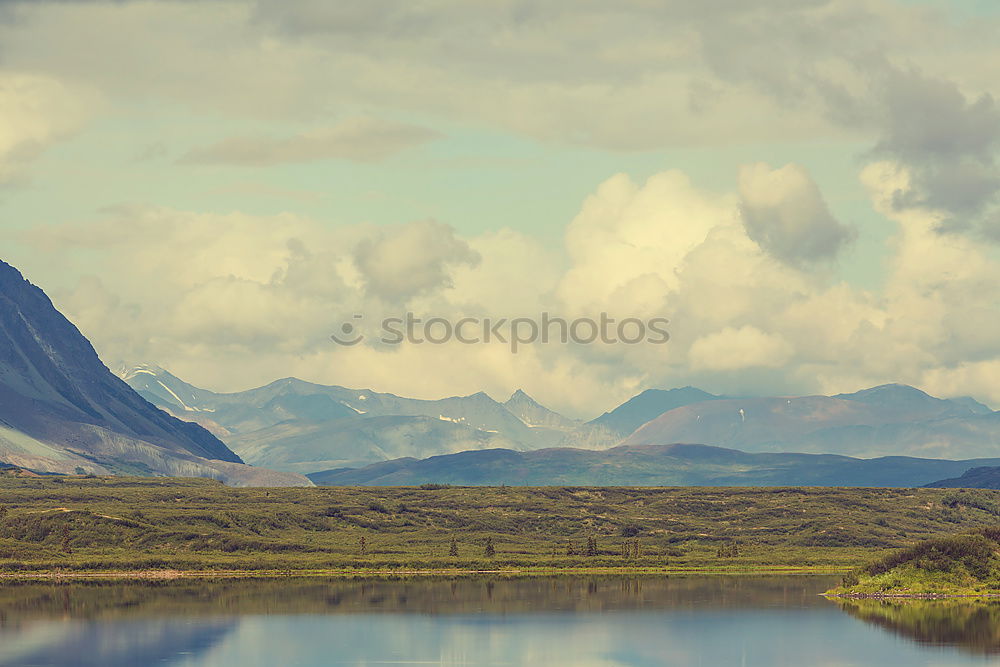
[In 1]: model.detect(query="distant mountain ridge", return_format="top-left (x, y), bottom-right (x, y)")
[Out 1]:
top-left (307, 443), bottom-right (1000, 488)
top-left (0, 259), bottom-right (309, 486)
top-left (835, 383), bottom-right (991, 415)
top-left (624, 384), bottom-right (1000, 459)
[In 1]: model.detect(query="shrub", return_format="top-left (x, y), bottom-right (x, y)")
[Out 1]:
top-left (941, 491), bottom-right (1000, 515)
top-left (620, 522), bottom-right (642, 538)
top-left (864, 533), bottom-right (999, 579)
top-left (367, 501), bottom-right (390, 514)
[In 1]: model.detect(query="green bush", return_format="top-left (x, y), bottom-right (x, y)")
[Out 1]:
top-left (620, 523), bottom-right (642, 538)
top-left (865, 533), bottom-right (999, 579)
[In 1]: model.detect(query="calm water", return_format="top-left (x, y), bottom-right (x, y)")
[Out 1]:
top-left (1, 576), bottom-right (999, 666)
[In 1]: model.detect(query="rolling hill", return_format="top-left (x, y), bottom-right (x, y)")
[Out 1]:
top-left (306, 443), bottom-right (1000, 487)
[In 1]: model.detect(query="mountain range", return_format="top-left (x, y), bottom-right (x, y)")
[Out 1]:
top-left (122, 362), bottom-right (1000, 479)
top-left (623, 385), bottom-right (997, 459)
top-left (0, 260), bottom-right (308, 486)
top-left (120, 364), bottom-right (620, 473)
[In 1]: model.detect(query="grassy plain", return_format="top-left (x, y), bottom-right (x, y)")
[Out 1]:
top-left (2, 474), bottom-right (1000, 577)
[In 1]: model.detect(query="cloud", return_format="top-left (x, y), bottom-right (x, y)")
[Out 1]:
top-left (181, 117), bottom-right (441, 166)
top-left (353, 219), bottom-right (480, 303)
top-left (738, 162), bottom-right (855, 263)
top-left (0, 0), bottom-right (992, 187)
top-left (689, 326), bottom-right (793, 372)
top-left (873, 69), bottom-right (1000, 226)
top-left (7, 0), bottom-right (1000, 414)
top-left (0, 71), bottom-right (97, 184)
top-left (6, 0), bottom-right (990, 150)
top-left (557, 171), bottom-right (735, 314)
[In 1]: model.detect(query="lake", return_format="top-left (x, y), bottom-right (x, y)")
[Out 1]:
top-left (0, 575), bottom-right (998, 666)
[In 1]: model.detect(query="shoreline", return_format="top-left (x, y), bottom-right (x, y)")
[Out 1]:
top-left (825, 592), bottom-right (1000, 599)
top-left (0, 566), bottom-right (848, 582)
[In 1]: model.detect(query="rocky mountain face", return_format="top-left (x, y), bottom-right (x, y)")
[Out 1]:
top-left (0, 259), bottom-right (309, 486)
top-left (504, 389), bottom-right (580, 430)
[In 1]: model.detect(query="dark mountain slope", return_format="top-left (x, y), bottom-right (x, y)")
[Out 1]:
top-left (924, 466), bottom-right (1000, 489)
top-left (0, 259), bottom-right (308, 486)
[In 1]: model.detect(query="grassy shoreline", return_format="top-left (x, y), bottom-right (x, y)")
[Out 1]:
top-left (826, 592), bottom-right (1000, 598)
top-left (0, 564), bottom-right (849, 581)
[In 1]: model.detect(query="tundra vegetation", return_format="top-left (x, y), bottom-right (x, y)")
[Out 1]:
top-left (2, 474), bottom-right (1000, 577)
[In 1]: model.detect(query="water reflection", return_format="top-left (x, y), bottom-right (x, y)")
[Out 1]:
top-left (0, 618), bottom-right (236, 667)
top-left (0, 576), bottom-right (991, 666)
top-left (837, 598), bottom-right (1000, 655)
top-left (0, 576), bottom-right (833, 667)
top-left (0, 575), bottom-right (835, 620)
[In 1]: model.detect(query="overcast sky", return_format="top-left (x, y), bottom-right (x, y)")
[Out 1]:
top-left (2, 0), bottom-right (1000, 417)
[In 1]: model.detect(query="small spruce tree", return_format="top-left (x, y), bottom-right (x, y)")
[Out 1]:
top-left (484, 536), bottom-right (496, 558)
top-left (449, 537), bottom-right (459, 557)
top-left (60, 525), bottom-right (72, 555)
top-left (621, 539), bottom-right (641, 560)
top-left (716, 540), bottom-right (740, 558)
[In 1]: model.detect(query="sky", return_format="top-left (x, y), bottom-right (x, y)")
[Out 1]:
top-left (1, 0), bottom-right (1000, 417)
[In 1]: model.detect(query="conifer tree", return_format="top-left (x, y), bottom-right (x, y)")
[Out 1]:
top-left (60, 525), bottom-right (72, 555)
